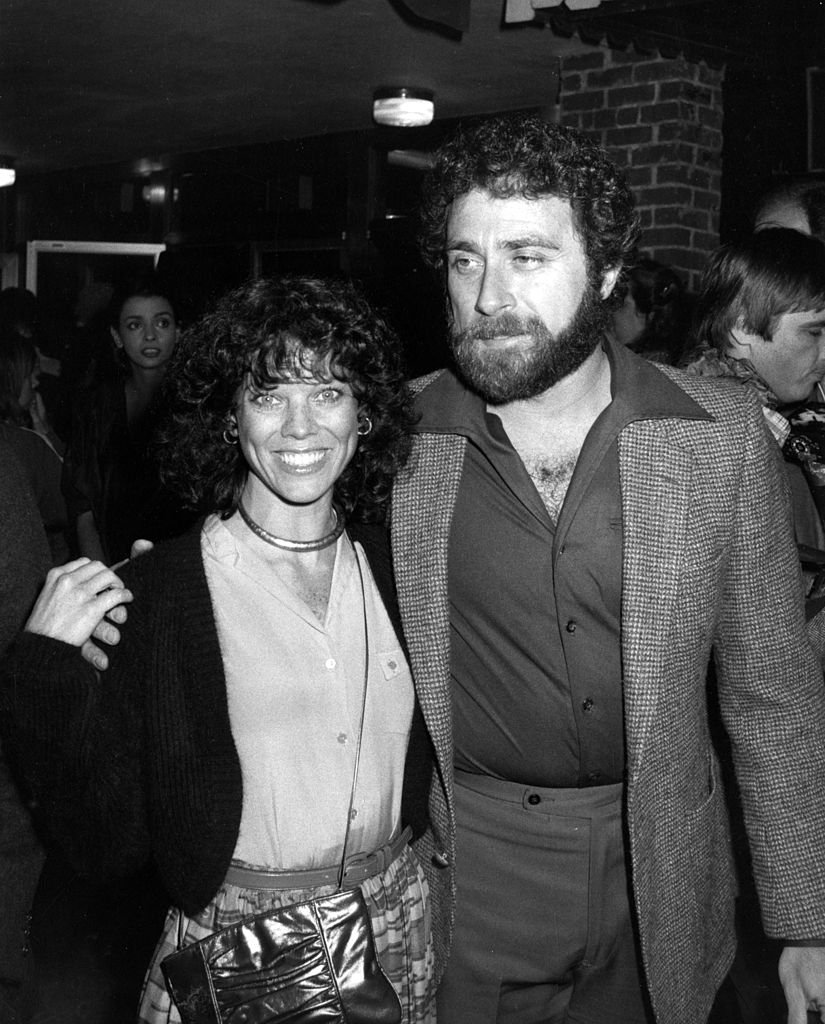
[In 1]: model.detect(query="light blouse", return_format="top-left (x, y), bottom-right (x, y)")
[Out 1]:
top-left (201, 512), bottom-right (414, 871)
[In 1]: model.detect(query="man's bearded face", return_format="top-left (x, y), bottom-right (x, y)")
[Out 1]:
top-left (449, 284), bottom-right (610, 405)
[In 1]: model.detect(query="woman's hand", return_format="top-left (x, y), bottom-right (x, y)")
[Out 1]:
top-left (26, 559), bottom-right (133, 651)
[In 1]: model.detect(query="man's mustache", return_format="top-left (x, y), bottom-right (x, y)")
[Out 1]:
top-left (452, 314), bottom-right (543, 343)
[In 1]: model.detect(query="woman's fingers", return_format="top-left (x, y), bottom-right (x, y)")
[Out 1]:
top-left (105, 604), bottom-right (128, 626)
top-left (25, 559), bottom-right (133, 648)
top-left (80, 639), bottom-right (111, 672)
top-left (90, 618), bottom-right (123, 646)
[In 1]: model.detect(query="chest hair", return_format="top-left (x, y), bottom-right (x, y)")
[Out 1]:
top-left (521, 451), bottom-right (580, 520)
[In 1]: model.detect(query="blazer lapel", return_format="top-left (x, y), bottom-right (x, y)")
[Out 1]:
top-left (391, 434), bottom-right (465, 801)
top-left (619, 421), bottom-right (695, 777)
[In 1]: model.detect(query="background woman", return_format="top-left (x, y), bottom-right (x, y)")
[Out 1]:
top-left (609, 256), bottom-right (692, 366)
top-left (2, 275), bottom-right (435, 1023)
top-left (0, 332), bottom-right (69, 564)
top-left (61, 273), bottom-right (193, 563)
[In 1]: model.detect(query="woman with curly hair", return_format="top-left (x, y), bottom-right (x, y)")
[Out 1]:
top-left (2, 276), bottom-right (435, 1023)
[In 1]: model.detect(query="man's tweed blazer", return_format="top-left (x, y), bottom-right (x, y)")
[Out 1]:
top-left (391, 362), bottom-right (825, 1024)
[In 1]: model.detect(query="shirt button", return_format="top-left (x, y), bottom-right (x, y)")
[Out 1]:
top-left (337, 733), bottom-right (348, 744)
top-left (582, 698), bottom-right (594, 713)
top-left (565, 621), bottom-right (577, 634)
top-left (325, 658), bottom-right (336, 669)
top-left (527, 793), bottom-right (541, 806)
top-left (588, 771), bottom-right (602, 784)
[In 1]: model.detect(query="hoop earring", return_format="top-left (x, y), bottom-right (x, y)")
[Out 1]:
top-left (222, 428), bottom-right (238, 446)
top-left (357, 415), bottom-right (373, 437)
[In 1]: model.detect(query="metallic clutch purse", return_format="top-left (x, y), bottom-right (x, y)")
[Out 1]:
top-left (161, 886), bottom-right (401, 1024)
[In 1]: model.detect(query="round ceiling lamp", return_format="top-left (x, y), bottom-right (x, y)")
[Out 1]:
top-left (0, 156), bottom-right (16, 188)
top-left (373, 88), bottom-right (434, 128)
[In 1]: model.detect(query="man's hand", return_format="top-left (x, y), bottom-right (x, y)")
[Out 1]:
top-left (779, 946), bottom-right (825, 1022)
top-left (79, 539), bottom-right (154, 670)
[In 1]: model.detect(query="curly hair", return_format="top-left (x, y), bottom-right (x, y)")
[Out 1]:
top-left (157, 275), bottom-right (414, 523)
top-left (693, 228), bottom-right (825, 356)
top-left (418, 112), bottom-right (639, 294)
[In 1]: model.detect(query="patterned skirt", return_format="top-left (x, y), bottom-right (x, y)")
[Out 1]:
top-left (138, 844), bottom-right (435, 1024)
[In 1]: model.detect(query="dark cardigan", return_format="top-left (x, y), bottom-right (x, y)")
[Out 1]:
top-left (0, 520), bottom-right (432, 915)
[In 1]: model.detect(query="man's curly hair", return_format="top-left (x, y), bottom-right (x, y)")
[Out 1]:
top-left (157, 275), bottom-right (414, 523)
top-left (419, 113), bottom-right (639, 295)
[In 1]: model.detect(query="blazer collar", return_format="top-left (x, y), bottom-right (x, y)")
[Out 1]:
top-left (414, 337), bottom-right (711, 439)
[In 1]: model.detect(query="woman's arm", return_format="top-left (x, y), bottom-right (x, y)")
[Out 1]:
top-left (1, 561), bottom-right (151, 881)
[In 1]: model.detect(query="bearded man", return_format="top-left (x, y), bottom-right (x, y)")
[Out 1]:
top-left (392, 113), bottom-right (825, 1024)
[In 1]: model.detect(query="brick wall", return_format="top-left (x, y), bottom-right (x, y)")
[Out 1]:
top-left (559, 46), bottom-right (724, 294)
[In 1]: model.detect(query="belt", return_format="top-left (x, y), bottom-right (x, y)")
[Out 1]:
top-left (224, 825), bottom-right (413, 891)
top-left (454, 769), bottom-right (623, 815)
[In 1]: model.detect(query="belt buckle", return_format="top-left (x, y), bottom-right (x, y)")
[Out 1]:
top-left (343, 850), bottom-right (374, 882)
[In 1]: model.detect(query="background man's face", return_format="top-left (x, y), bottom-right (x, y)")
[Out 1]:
top-left (744, 309), bottom-right (825, 403)
top-left (444, 189), bottom-right (615, 403)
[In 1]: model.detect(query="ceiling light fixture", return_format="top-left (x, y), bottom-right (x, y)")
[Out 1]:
top-left (0, 156), bottom-right (16, 188)
top-left (373, 88), bottom-right (434, 128)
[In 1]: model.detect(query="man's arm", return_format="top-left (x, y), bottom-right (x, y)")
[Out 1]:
top-left (712, 396), bottom-right (825, 1008)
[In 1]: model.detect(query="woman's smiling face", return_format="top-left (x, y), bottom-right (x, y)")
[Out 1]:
top-left (233, 370), bottom-right (360, 512)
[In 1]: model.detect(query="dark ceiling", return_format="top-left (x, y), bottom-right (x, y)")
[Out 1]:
top-left (0, 0), bottom-right (570, 174)
top-left (0, 0), bottom-right (819, 178)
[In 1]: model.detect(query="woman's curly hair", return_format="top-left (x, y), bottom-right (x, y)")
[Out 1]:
top-left (157, 275), bottom-right (414, 523)
top-left (418, 113), bottom-right (639, 297)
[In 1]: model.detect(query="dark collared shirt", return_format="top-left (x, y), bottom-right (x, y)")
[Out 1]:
top-left (416, 340), bottom-right (705, 787)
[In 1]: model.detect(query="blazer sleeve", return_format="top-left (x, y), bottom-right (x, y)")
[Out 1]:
top-left (713, 402), bottom-right (825, 938)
